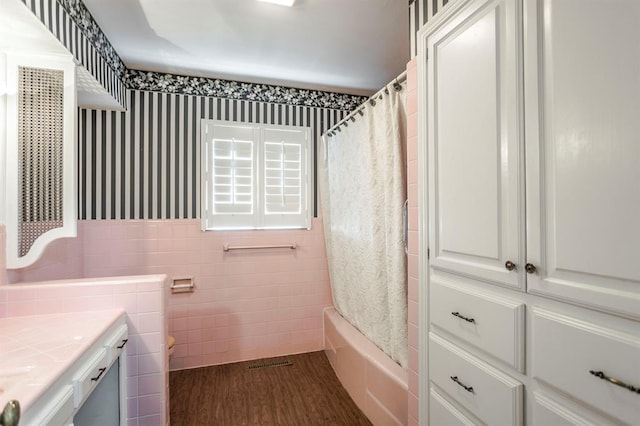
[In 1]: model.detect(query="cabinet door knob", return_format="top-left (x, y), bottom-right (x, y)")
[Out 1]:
top-left (525, 263), bottom-right (537, 274)
top-left (0, 400), bottom-right (20, 426)
top-left (505, 260), bottom-right (516, 271)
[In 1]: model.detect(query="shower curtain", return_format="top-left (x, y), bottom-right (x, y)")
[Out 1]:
top-left (319, 86), bottom-right (408, 368)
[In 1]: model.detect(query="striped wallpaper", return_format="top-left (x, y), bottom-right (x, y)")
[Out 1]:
top-left (35, 0), bottom-right (436, 220)
top-left (20, 0), bottom-right (127, 108)
top-left (78, 90), bottom-right (347, 220)
top-left (409, 0), bottom-right (450, 57)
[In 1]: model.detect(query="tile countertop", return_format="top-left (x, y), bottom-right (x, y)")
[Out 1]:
top-left (0, 309), bottom-right (126, 413)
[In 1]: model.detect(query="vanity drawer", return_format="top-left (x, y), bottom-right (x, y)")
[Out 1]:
top-left (105, 324), bottom-right (128, 363)
top-left (430, 387), bottom-right (478, 426)
top-left (430, 279), bottom-right (525, 371)
top-left (532, 392), bottom-right (599, 426)
top-left (429, 333), bottom-right (523, 426)
top-left (531, 308), bottom-right (640, 425)
top-left (73, 348), bottom-right (108, 408)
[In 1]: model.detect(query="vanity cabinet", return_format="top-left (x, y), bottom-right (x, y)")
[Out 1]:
top-left (0, 311), bottom-right (128, 426)
top-left (419, 0), bottom-right (640, 423)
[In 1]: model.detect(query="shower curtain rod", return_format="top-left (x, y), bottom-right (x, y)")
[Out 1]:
top-left (325, 70), bottom-right (408, 136)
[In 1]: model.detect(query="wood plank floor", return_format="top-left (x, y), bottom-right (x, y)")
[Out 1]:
top-left (169, 351), bottom-right (372, 425)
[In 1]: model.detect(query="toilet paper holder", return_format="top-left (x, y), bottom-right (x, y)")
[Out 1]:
top-left (171, 277), bottom-right (195, 293)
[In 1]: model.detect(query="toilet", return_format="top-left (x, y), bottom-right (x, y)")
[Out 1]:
top-left (168, 335), bottom-right (176, 359)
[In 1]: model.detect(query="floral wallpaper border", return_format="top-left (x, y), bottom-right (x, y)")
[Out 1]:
top-left (125, 70), bottom-right (368, 110)
top-left (57, 0), bottom-right (127, 79)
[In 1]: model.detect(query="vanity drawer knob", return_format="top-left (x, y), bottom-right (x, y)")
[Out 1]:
top-left (505, 260), bottom-right (516, 271)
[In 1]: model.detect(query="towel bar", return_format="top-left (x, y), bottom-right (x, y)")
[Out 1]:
top-left (223, 242), bottom-right (298, 252)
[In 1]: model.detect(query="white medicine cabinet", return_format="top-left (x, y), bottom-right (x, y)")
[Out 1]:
top-left (0, 51), bottom-right (77, 269)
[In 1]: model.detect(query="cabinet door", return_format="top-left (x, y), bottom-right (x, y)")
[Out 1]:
top-left (3, 53), bottom-right (77, 268)
top-left (524, 0), bottom-right (640, 318)
top-left (426, 0), bottom-right (524, 290)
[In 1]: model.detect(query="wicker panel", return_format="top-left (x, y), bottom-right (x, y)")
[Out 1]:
top-left (18, 66), bottom-right (65, 257)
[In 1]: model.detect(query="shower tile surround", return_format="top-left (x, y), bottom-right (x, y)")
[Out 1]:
top-left (405, 58), bottom-right (420, 426)
top-left (6, 219), bottom-right (333, 371)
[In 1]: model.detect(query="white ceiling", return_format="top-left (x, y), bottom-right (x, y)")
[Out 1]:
top-left (81, 0), bottom-right (409, 96)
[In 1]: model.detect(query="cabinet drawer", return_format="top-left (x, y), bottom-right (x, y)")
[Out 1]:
top-left (105, 324), bottom-right (128, 363)
top-left (429, 333), bottom-right (523, 426)
top-left (430, 279), bottom-right (525, 371)
top-left (430, 387), bottom-right (478, 426)
top-left (73, 348), bottom-right (107, 408)
top-left (532, 392), bottom-right (600, 426)
top-left (532, 308), bottom-right (640, 425)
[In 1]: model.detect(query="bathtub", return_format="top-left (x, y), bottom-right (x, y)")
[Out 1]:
top-left (323, 307), bottom-right (408, 425)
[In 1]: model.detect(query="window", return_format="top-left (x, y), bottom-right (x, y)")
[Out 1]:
top-left (201, 120), bottom-right (312, 230)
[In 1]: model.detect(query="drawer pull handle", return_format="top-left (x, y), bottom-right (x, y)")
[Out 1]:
top-left (525, 263), bottom-right (537, 274)
top-left (505, 260), bottom-right (516, 271)
top-left (450, 376), bottom-right (474, 393)
top-left (589, 370), bottom-right (640, 394)
top-left (451, 312), bottom-right (475, 323)
top-left (91, 367), bottom-right (107, 382)
top-left (117, 338), bottom-right (128, 349)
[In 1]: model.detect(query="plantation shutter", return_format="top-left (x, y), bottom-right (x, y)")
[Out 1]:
top-left (202, 123), bottom-right (259, 229)
top-left (201, 120), bottom-right (311, 230)
top-left (261, 127), bottom-right (310, 228)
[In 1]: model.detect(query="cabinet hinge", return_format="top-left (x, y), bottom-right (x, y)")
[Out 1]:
top-left (427, 248), bottom-right (430, 259)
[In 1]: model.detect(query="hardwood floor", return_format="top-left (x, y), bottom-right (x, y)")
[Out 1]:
top-left (169, 351), bottom-right (372, 426)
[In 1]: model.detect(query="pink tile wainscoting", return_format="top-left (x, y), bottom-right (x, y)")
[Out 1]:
top-left (7, 218), bottom-right (333, 371)
top-left (0, 225), bottom-right (6, 290)
top-left (406, 57), bottom-right (421, 426)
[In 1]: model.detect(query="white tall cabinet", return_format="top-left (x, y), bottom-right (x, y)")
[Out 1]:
top-left (418, 0), bottom-right (640, 424)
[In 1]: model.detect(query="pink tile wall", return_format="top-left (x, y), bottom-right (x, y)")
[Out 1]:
top-left (0, 275), bottom-right (169, 426)
top-left (0, 225), bottom-right (6, 319)
top-left (405, 58), bottom-right (420, 426)
top-left (0, 225), bottom-right (6, 288)
top-left (8, 218), bottom-right (333, 371)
